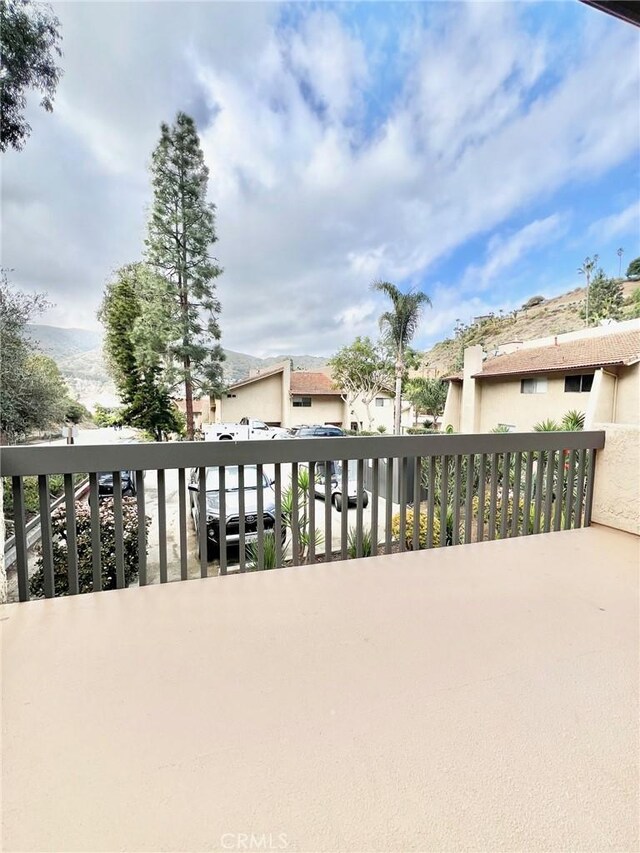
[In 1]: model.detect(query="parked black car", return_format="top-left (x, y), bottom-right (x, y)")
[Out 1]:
top-left (293, 425), bottom-right (346, 437)
top-left (188, 464), bottom-right (286, 561)
top-left (97, 470), bottom-right (137, 499)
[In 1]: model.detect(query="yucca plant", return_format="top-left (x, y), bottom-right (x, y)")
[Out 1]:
top-left (246, 531), bottom-right (279, 571)
top-left (533, 418), bottom-right (561, 432)
top-left (281, 466), bottom-right (324, 563)
top-left (347, 525), bottom-right (373, 558)
top-left (561, 410), bottom-right (585, 431)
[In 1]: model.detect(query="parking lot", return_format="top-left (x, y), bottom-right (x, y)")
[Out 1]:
top-left (142, 464), bottom-right (398, 581)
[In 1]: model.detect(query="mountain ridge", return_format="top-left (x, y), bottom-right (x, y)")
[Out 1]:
top-left (26, 325), bottom-right (329, 407)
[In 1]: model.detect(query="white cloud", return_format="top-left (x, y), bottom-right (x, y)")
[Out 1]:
top-left (588, 200), bottom-right (640, 242)
top-left (2, 2), bottom-right (639, 357)
top-left (463, 214), bottom-right (566, 291)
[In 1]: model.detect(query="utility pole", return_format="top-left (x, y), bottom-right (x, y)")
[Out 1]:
top-left (617, 247), bottom-right (624, 278)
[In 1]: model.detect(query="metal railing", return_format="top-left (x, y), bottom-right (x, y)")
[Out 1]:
top-left (1, 431), bottom-right (605, 602)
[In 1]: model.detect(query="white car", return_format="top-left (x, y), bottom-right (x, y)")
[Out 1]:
top-left (306, 460), bottom-right (369, 512)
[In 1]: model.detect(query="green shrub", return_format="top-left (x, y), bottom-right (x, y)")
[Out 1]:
top-left (29, 497), bottom-right (149, 597)
top-left (347, 525), bottom-right (373, 558)
top-left (522, 295), bottom-right (544, 309)
top-left (472, 494), bottom-right (535, 539)
top-left (391, 505), bottom-right (440, 548)
top-left (2, 474), bottom-right (75, 525)
top-left (93, 405), bottom-right (121, 427)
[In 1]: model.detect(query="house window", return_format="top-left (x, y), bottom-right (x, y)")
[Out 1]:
top-left (292, 395), bottom-right (312, 407)
top-left (375, 397), bottom-right (385, 407)
top-left (520, 377), bottom-right (547, 394)
top-left (564, 373), bottom-right (594, 393)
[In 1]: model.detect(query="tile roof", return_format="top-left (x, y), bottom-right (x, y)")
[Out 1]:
top-left (474, 330), bottom-right (640, 379)
top-left (290, 372), bottom-right (342, 395)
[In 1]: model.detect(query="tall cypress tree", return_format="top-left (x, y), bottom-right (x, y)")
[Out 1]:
top-left (145, 112), bottom-right (225, 440)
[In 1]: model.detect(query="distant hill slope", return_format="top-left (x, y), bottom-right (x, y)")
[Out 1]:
top-left (27, 278), bottom-right (638, 406)
top-left (26, 325), bottom-right (329, 408)
top-left (221, 349), bottom-right (328, 384)
top-left (419, 280), bottom-right (639, 377)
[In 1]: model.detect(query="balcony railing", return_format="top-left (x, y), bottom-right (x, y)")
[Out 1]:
top-left (2, 431), bottom-right (605, 602)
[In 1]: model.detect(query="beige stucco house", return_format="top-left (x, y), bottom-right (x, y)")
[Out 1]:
top-left (443, 320), bottom-right (640, 433)
top-left (172, 398), bottom-right (214, 431)
top-left (216, 361), bottom-right (397, 431)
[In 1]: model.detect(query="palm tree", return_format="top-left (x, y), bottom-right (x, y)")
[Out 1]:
top-left (371, 281), bottom-right (431, 434)
top-left (578, 255), bottom-right (598, 326)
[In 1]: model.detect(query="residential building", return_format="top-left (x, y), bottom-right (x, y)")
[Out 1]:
top-left (216, 360), bottom-right (398, 431)
top-left (443, 319), bottom-right (640, 432)
top-left (173, 397), bottom-right (215, 430)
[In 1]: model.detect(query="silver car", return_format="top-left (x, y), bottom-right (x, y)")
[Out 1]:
top-left (310, 460), bottom-right (369, 513)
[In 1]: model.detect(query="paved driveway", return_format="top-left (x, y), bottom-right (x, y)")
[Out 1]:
top-left (142, 464), bottom-right (395, 581)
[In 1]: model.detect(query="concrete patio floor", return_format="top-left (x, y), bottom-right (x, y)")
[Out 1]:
top-left (2, 525), bottom-right (638, 852)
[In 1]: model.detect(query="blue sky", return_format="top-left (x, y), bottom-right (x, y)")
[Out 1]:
top-left (2, 1), bottom-right (639, 356)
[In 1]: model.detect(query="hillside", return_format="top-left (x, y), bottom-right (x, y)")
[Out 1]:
top-left (26, 278), bottom-right (638, 405)
top-left (419, 280), bottom-right (639, 377)
top-left (222, 349), bottom-right (328, 384)
top-left (26, 325), bottom-right (329, 408)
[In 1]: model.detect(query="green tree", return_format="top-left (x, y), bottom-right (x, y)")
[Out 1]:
top-left (0, 274), bottom-right (72, 442)
top-left (626, 256), bottom-right (640, 278)
top-left (328, 337), bottom-right (393, 430)
top-left (93, 404), bottom-right (120, 427)
top-left (579, 268), bottom-right (623, 325)
top-left (64, 399), bottom-right (91, 425)
top-left (405, 377), bottom-right (448, 427)
top-left (0, 0), bottom-right (63, 152)
top-left (144, 112), bottom-right (225, 440)
top-left (371, 281), bottom-right (431, 434)
top-left (627, 287), bottom-right (640, 319)
top-left (24, 352), bottom-right (68, 427)
top-left (97, 264), bottom-right (184, 441)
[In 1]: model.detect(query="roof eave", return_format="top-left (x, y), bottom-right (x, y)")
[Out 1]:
top-left (472, 361), bottom-right (629, 380)
top-left (227, 365), bottom-right (285, 391)
top-left (579, 0), bottom-right (640, 28)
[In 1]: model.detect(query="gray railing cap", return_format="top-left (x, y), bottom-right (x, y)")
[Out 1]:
top-left (1, 431), bottom-right (606, 477)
